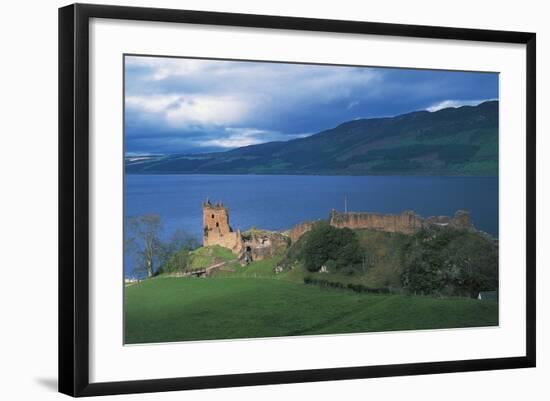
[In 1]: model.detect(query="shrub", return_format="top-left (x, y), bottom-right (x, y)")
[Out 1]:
top-left (301, 221), bottom-right (363, 272)
top-left (160, 248), bottom-right (192, 273)
top-left (303, 277), bottom-right (389, 294)
top-left (401, 227), bottom-right (498, 297)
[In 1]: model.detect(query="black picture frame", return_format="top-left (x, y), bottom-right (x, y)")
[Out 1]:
top-left (59, 3), bottom-right (536, 397)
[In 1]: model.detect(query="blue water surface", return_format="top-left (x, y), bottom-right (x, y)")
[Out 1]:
top-left (124, 174), bottom-right (498, 277)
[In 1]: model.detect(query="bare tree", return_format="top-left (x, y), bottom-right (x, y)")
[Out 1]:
top-left (160, 229), bottom-right (200, 274)
top-left (125, 214), bottom-right (163, 278)
top-left (163, 229), bottom-right (199, 256)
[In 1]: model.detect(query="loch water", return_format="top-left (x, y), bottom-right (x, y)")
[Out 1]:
top-left (124, 174), bottom-right (498, 277)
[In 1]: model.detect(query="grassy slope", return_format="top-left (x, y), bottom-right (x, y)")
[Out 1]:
top-left (188, 245), bottom-right (235, 269)
top-left (210, 252), bottom-right (306, 282)
top-left (124, 277), bottom-right (498, 344)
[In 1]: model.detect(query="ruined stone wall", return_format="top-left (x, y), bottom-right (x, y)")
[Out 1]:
top-left (450, 210), bottom-right (473, 230)
top-left (287, 221), bottom-right (316, 244)
top-left (203, 203), bottom-right (231, 234)
top-left (202, 202), bottom-right (242, 253)
top-left (423, 210), bottom-right (473, 230)
top-left (329, 210), bottom-right (424, 234)
top-left (204, 231), bottom-right (242, 253)
top-left (202, 199), bottom-right (475, 257)
top-left (288, 209), bottom-right (474, 243)
top-left (242, 231), bottom-right (289, 261)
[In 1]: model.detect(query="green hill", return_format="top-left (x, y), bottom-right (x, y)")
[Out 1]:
top-left (124, 277), bottom-right (498, 344)
top-left (125, 225), bottom-right (499, 344)
top-left (126, 101), bottom-right (498, 176)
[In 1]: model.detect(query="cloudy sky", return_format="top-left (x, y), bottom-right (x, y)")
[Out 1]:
top-left (125, 55), bottom-right (498, 155)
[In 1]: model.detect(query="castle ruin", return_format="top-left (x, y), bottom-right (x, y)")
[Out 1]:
top-left (203, 199), bottom-right (476, 259)
top-left (202, 200), bottom-right (243, 254)
top-left (288, 209), bottom-right (474, 243)
top-left (202, 200), bottom-right (288, 262)
top-left (329, 209), bottom-right (424, 234)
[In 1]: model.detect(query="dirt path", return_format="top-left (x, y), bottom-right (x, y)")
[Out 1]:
top-left (167, 259), bottom-right (239, 278)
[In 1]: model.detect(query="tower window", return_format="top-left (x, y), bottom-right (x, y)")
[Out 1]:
top-left (211, 214), bottom-right (214, 218)
top-left (216, 222), bottom-right (219, 227)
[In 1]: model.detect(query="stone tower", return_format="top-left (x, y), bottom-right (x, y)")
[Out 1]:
top-left (202, 199), bottom-right (242, 253)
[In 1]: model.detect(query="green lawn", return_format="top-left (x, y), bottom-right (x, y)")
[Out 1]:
top-left (188, 245), bottom-right (235, 269)
top-left (124, 277), bottom-right (498, 344)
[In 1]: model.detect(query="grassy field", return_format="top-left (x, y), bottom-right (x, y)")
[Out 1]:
top-left (124, 276), bottom-right (498, 344)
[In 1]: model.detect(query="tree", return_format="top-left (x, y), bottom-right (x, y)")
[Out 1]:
top-left (301, 221), bottom-right (363, 272)
top-left (162, 229), bottom-right (199, 257)
top-left (401, 227), bottom-right (498, 297)
top-left (125, 214), bottom-right (163, 278)
top-left (159, 229), bottom-right (200, 274)
top-left (400, 243), bottom-right (443, 295)
top-left (442, 235), bottom-right (498, 298)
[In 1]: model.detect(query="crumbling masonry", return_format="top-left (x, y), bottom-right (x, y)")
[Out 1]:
top-left (203, 199), bottom-right (476, 259)
top-left (202, 200), bottom-right (288, 262)
top-left (202, 200), bottom-right (243, 253)
top-left (288, 209), bottom-right (474, 243)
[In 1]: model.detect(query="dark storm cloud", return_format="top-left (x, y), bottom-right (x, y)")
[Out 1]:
top-left (124, 56), bottom-right (498, 155)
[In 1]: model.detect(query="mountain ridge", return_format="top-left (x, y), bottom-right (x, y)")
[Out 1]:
top-left (126, 101), bottom-right (498, 176)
